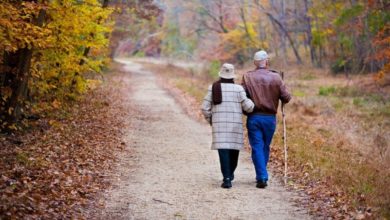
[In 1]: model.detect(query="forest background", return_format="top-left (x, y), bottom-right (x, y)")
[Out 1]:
top-left (0, 0), bottom-right (389, 219)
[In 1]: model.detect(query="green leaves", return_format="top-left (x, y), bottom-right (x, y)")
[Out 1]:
top-left (335, 5), bottom-right (364, 26)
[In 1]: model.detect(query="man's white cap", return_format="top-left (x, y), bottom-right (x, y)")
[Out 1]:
top-left (254, 50), bottom-right (268, 61)
top-left (218, 63), bottom-right (235, 79)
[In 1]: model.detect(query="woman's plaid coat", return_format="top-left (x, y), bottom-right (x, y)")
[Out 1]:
top-left (201, 83), bottom-right (254, 150)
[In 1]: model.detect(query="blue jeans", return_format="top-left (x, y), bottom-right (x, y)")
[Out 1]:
top-left (247, 114), bottom-right (276, 181)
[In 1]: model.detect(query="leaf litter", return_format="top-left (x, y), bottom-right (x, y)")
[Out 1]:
top-left (0, 64), bottom-right (134, 219)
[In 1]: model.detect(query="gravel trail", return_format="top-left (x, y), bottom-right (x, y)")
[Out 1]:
top-left (98, 59), bottom-right (311, 220)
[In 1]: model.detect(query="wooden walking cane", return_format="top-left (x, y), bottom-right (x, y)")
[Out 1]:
top-left (281, 71), bottom-right (288, 185)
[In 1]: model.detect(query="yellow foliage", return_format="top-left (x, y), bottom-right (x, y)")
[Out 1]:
top-left (218, 22), bottom-right (267, 61)
top-left (0, 0), bottom-right (113, 126)
top-left (32, 0), bottom-right (112, 99)
top-left (0, 2), bottom-right (52, 52)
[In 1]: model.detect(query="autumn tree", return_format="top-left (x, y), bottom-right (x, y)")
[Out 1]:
top-left (0, 1), bottom-right (50, 130)
top-left (108, 0), bottom-right (163, 58)
top-left (0, 0), bottom-right (112, 132)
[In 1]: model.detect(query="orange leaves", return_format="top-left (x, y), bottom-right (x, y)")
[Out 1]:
top-left (372, 24), bottom-right (390, 83)
top-left (372, 24), bottom-right (390, 60)
top-left (51, 100), bottom-right (61, 109)
top-left (375, 63), bottom-right (390, 84)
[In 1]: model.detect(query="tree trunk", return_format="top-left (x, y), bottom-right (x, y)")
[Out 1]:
top-left (239, 0), bottom-right (257, 52)
top-left (280, 0), bottom-right (287, 65)
top-left (255, 0), bottom-right (302, 64)
top-left (102, 0), bottom-right (109, 8)
top-left (303, 0), bottom-right (315, 66)
top-left (2, 8), bottom-right (46, 128)
top-left (266, 12), bottom-right (303, 64)
top-left (72, 0), bottom-right (109, 91)
top-left (79, 0), bottom-right (109, 65)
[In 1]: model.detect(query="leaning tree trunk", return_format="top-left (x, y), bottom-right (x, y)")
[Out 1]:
top-left (265, 12), bottom-right (303, 64)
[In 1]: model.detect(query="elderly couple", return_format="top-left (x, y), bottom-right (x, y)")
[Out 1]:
top-left (201, 50), bottom-right (291, 189)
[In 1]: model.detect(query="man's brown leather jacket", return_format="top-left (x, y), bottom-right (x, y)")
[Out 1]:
top-left (242, 68), bottom-right (291, 115)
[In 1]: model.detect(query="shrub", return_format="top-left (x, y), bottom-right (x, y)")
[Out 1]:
top-left (331, 58), bottom-right (352, 73)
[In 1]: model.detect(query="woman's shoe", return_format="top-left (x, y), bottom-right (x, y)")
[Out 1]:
top-left (221, 178), bottom-right (232, 188)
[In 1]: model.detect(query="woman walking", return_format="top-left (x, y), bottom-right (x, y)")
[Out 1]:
top-left (201, 63), bottom-right (254, 188)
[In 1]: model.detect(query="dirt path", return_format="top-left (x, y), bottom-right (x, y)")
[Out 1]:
top-left (97, 59), bottom-right (311, 219)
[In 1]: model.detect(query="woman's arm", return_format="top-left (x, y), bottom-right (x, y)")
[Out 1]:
top-left (239, 86), bottom-right (254, 113)
top-left (201, 86), bottom-right (213, 124)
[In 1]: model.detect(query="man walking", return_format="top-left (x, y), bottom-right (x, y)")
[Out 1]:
top-left (242, 50), bottom-right (291, 188)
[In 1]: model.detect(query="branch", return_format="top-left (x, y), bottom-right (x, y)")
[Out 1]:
top-left (254, 2), bottom-right (303, 64)
top-left (198, 4), bottom-right (228, 33)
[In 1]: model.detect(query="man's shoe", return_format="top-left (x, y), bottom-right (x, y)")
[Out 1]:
top-left (221, 178), bottom-right (232, 189)
top-left (256, 180), bottom-right (267, 188)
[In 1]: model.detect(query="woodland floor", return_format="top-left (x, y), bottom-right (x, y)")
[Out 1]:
top-left (90, 59), bottom-right (311, 219)
top-left (0, 64), bottom-right (132, 218)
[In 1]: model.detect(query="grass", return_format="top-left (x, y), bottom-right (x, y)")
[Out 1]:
top-left (331, 98), bottom-right (345, 111)
top-left (174, 79), bottom-right (205, 102)
top-left (318, 86), bottom-right (336, 96)
top-left (299, 72), bottom-right (317, 80)
top-left (292, 89), bottom-right (305, 97)
top-left (352, 97), bottom-right (366, 107)
top-left (283, 74), bottom-right (389, 217)
top-left (273, 115), bottom-right (390, 216)
top-left (317, 84), bottom-right (390, 119)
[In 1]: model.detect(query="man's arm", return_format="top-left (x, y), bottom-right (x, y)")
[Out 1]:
top-left (280, 80), bottom-right (292, 104)
top-left (241, 74), bottom-right (252, 99)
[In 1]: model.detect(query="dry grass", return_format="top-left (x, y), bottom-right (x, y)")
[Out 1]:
top-left (141, 62), bottom-right (210, 103)
top-left (273, 64), bottom-right (390, 218)
top-left (267, 64), bottom-right (389, 217)
top-left (141, 60), bottom-right (390, 218)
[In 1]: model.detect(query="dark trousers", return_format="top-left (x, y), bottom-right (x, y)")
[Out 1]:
top-left (218, 149), bottom-right (239, 180)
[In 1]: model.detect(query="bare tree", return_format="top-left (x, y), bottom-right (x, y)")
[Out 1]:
top-left (253, 0), bottom-right (303, 64)
top-left (196, 0), bottom-right (232, 34)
